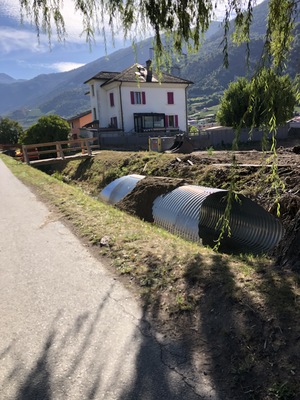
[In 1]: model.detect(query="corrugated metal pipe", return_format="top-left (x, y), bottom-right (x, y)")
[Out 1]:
top-left (100, 175), bottom-right (284, 254)
top-left (100, 174), bottom-right (145, 204)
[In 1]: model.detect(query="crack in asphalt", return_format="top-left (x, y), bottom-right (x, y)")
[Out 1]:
top-left (108, 291), bottom-right (213, 399)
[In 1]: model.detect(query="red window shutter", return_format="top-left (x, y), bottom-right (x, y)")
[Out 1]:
top-left (130, 91), bottom-right (135, 104)
top-left (165, 115), bottom-right (169, 128)
top-left (175, 115), bottom-right (178, 127)
top-left (110, 93), bottom-right (114, 107)
top-left (167, 92), bottom-right (174, 104)
top-left (142, 91), bottom-right (146, 104)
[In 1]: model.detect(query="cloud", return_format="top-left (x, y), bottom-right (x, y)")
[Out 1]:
top-left (13, 60), bottom-right (86, 74)
top-left (0, 27), bottom-right (49, 54)
top-left (0, 0), bottom-right (152, 48)
top-left (51, 62), bottom-right (85, 72)
top-left (0, 0), bottom-right (125, 44)
top-left (0, 0), bottom-right (20, 18)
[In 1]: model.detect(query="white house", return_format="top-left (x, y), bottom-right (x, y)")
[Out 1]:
top-left (84, 60), bottom-right (192, 134)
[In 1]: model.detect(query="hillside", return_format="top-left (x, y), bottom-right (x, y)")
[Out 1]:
top-left (0, 73), bottom-right (25, 84)
top-left (0, 40), bottom-right (152, 127)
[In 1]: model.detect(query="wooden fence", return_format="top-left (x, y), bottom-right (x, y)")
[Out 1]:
top-left (21, 138), bottom-right (99, 165)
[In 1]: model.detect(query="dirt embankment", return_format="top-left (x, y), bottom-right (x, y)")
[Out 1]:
top-left (117, 177), bottom-right (187, 222)
top-left (116, 145), bottom-right (300, 269)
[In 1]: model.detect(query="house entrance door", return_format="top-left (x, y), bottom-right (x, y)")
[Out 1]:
top-left (134, 115), bottom-right (142, 133)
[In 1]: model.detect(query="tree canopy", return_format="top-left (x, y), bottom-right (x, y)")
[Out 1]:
top-left (19, 0), bottom-right (299, 72)
top-left (217, 70), bottom-right (296, 130)
top-left (19, 115), bottom-right (70, 145)
top-left (0, 118), bottom-right (24, 145)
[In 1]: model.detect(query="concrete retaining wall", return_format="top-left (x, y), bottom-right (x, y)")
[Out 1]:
top-left (97, 125), bottom-right (289, 151)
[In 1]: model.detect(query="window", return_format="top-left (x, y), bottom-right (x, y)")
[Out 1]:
top-left (91, 84), bottom-right (95, 97)
top-left (130, 91), bottom-right (146, 104)
top-left (153, 115), bottom-right (164, 128)
top-left (93, 107), bottom-right (97, 120)
top-left (165, 115), bottom-right (178, 128)
top-left (167, 92), bottom-right (174, 104)
top-left (143, 116), bottom-right (153, 128)
top-left (110, 117), bottom-right (118, 128)
top-left (143, 115), bottom-right (164, 129)
top-left (134, 113), bottom-right (164, 132)
top-left (109, 92), bottom-right (114, 107)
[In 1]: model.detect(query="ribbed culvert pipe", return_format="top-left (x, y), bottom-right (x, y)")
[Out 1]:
top-left (100, 175), bottom-right (284, 254)
top-left (99, 174), bottom-right (145, 204)
top-left (153, 185), bottom-right (283, 253)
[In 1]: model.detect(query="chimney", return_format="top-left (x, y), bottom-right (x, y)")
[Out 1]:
top-left (145, 59), bottom-right (152, 82)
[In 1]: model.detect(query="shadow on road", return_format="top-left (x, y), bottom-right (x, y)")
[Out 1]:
top-left (1, 281), bottom-right (203, 400)
top-left (1, 287), bottom-right (113, 399)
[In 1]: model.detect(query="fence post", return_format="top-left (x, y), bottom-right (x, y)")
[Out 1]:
top-left (22, 145), bottom-right (29, 164)
top-left (56, 143), bottom-right (65, 159)
top-left (85, 139), bottom-right (92, 156)
top-left (81, 140), bottom-right (85, 154)
top-left (157, 137), bottom-right (162, 152)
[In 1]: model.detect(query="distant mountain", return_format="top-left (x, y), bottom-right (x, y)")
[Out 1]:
top-left (182, 0), bottom-right (270, 98)
top-left (0, 73), bottom-right (26, 84)
top-left (0, 38), bottom-right (157, 127)
top-left (1, 0), bottom-right (299, 127)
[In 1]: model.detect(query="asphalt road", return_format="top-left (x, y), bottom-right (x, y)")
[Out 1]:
top-left (0, 159), bottom-right (217, 400)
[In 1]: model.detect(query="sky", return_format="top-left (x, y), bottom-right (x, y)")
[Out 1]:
top-left (0, 0), bottom-right (265, 81)
top-left (0, 0), bottom-right (133, 80)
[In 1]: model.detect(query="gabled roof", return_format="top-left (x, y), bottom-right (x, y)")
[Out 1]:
top-left (84, 71), bottom-right (119, 84)
top-left (67, 110), bottom-right (92, 122)
top-left (84, 63), bottom-right (193, 86)
top-left (288, 116), bottom-right (300, 123)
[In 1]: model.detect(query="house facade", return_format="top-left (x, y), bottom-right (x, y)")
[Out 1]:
top-left (84, 61), bottom-right (192, 134)
top-left (67, 110), bottom-right (93, 139)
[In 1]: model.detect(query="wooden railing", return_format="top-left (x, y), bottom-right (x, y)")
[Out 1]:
top-left (21, 138), bottom-right (99, 164)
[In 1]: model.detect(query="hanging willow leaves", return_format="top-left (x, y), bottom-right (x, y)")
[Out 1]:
top-left (19, 1), bottom-right (299, 72)
top-left (216, 68), bottom-right (296, 242)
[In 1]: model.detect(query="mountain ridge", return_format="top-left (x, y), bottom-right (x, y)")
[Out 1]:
top-left (2, 0), bottom-right (299, 128)
top-left (0, 73), bottom-right (26, 84)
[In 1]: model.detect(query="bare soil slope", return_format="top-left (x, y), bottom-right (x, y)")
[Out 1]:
top-left (117, 146), bottom-right (300, 269)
